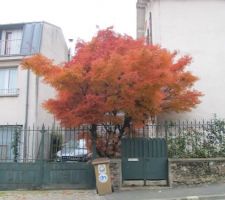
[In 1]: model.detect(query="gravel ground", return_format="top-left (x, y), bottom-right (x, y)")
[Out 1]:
top-left (0, 190), bottom-right (105, 200)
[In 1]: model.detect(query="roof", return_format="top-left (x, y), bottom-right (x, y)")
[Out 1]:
top-left (0, 21), bottom-right (62, 31)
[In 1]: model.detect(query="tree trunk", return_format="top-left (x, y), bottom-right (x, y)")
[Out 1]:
top-left (119, 116), bottom-right (132, 139)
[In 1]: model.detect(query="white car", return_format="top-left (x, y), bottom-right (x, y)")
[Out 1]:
top-left (56, 139), bottom-right (90, 162)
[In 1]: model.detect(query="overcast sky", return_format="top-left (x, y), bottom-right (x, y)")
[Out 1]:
top-left (1, 0), bottom-right (137, 46)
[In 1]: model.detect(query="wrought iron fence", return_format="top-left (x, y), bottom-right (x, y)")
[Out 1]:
top-left (124, 119), bottom-right (225, 158)
top-left (166, 119), bottom-right (225, 158)
top-left (0, 120), bottom-right (225, 162)
top-left (0, 125), bottom-right (92, 162)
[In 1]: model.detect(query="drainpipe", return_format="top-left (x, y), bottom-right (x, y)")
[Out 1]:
top-left (23, 69), bottom-right (30, 161)
top-left (35, 76), bottom-right (39, 126)
top-left (35, 22), bottom-right (43, 126)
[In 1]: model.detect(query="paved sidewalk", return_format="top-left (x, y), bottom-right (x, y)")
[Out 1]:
top-left (104, 183), bottom-right (225, 200)
top-left (0, 190), bottom-right (104, 200)
top-left (0, 183), bottom-right (224, 200)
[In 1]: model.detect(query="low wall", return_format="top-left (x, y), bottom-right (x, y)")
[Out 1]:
top-left (169, 158), bottom-right (225, 186)
top-left (109, 159), bottom-right (122, 191)
top-left (109, 158), bottom-right (225, 190)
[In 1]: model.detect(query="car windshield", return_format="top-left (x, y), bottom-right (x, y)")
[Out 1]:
top-left (63, 139), bottom-right (86, 149)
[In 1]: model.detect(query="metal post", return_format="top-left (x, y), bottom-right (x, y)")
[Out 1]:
top-left (165, 121), bottom-right (168, 142)
top-left (39, 124), bottom-right (46, 187)
top-left (40, 125), bottom-right (46, 161)
top-left (143, 138), bottom-right (146, 186)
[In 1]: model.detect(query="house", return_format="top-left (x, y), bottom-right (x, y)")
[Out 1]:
top-left (136, 0), bottom-right (225, 120)
top-left (0, 22), bottom-right (68, 161)
top-left (0, 23), bottom-right (95, 188)
top-left (0, 21), bottom-right (68, 126)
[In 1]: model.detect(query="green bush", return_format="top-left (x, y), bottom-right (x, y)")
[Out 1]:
top-left (167, 116), bottom-right (225, 158)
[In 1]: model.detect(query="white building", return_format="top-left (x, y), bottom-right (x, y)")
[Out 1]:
top-left (137, 0), bottom-right (225, 120)
top-left (0, 22), bottom-right (68, 127)
top-left (0, 22), bottom-right (68, 161)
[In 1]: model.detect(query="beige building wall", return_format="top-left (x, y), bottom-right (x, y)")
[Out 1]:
top-left (35, 22), bottom-right (68, 127)
top-left (137, 0), bottom-right (225, 121)
top-left (0, 57), bottom-right (26, 125)
top-left (0, 22), bottom-right (68, 127)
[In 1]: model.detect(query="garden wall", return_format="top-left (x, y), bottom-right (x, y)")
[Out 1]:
top-left (169, 158), bottom-right (225, 186)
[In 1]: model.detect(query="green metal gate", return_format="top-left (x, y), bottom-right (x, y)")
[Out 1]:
top-left (0, 125), bottom-right (95, 190)
top-left (122, 138), bottom-right (168, 182)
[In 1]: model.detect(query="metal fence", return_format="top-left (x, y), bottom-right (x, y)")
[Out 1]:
top-left (123, 120), bottom-right (225, 158)
top-left (0, 125), bottom-right (97, 189)
top-left (0, 125), bottom-right (93, 162)
top-left (1, 120), bottom-right (225, 162)
top-left (165, 120), bottom-right (225, 158)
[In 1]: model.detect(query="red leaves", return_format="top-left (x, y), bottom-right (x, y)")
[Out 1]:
top-left (21, 28), bottom-right (202, 127)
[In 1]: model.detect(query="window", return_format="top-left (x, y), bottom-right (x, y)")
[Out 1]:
top-left (4, 32), bottom-right (12, 55)
top-left (0, 29), bottom-right (22, 55)
top-left (0, 126), bottom-right (22, 162)
top-left (0, 67), bottom-right (18, 96)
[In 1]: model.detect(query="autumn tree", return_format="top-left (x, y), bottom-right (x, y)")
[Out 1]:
top-left (21, 28), bottom-right (202, 157)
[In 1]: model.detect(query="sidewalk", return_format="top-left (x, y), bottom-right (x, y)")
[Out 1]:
top-left (104, 182), bottom-right (225, 200)
top-left (0, 183), bottom-right (224, 200)
top-left (0, 190), bottom-right (103, 200)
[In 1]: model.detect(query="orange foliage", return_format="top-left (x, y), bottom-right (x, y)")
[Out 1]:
top-left (78, 132), bottom-right (120, 157)
top-left (21, 28), bottom-right (202, 127)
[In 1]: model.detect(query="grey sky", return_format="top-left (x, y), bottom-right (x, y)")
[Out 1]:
top-left (1, 0), bottom-right (137, 46)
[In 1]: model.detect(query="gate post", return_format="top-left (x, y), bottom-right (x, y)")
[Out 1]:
top-left (164, 121), bottom-right (169, 186)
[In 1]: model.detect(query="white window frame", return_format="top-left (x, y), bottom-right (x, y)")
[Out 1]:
top-left (0, 67), bottom-right (19, 96)
top-left (0, 29), bottom-right (22, 56)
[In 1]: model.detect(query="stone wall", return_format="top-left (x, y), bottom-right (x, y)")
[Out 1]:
top-left (169, 158), bottom-right (225, 186)
top-left (109, 159), bottom-right (122, 191)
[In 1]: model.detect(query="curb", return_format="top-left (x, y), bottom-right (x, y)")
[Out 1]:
top-left (156, 194), bottom-right (225, 200)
